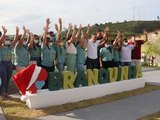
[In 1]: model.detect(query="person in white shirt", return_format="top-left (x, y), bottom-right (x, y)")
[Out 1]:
top-left (86, 26), bottom-right (109, 69)
top-left (65, 24), bottom-right (81, 74)
top-left (120, 38), bottom-right (135, 66)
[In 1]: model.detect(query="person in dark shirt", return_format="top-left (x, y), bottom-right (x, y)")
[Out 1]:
top-left (128, 31), bottom-right (148, 66)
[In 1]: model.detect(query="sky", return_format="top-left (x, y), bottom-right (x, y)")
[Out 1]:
top-left (0, 0), bottom-right (159, 34)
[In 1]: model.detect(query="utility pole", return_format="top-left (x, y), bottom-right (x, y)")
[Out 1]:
top-left (133, 6), bottom-right (135, 21)
top-left (138, 8), bottom-right (140, 21)
top-left (133, 0), bottom-right (135, 21)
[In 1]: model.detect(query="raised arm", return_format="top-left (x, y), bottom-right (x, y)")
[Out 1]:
top-left (103, 26), bottom-right (109, 41)
top-left (85, 24), bottom-right (91, 41)
top-left (55, 23), bottom-right (59, 32)
top-left (17, 26), bottom-right (27, 48)
top-left (66, 23), bottom-right (72, 40)
top-left (67, 24), bottom-right (77, 46)
top-left (143, 30), bottom-right (148, 42)
top-left (24, 30), bottom-right (31, 46)
top-left (113, 31), bottom-right (121, 47)
top-left (75, 24), bottom-right (82, 41)
top-left (29, 33), bottom-right (34, 49)
top-left (42, 18), bottom-right (51, 47)
top-left (55, 18), bottom-right (62, 43)
top-left (0, 26), bottom-right (7, 47)
top-left (79, 31), bottom-right (85, 48)
top-left (11, 26), bottom-right (19, 47)
top-left (59, 18), bottom-right (62, 32)
top-left (99, 26), bottom-right (109, 45)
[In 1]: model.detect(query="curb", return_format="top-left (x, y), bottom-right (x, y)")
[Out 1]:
top-left (0, 107), bottom-right (7, 120)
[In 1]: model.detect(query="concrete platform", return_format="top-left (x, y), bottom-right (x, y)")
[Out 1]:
top-left (26, 78), bottom-right (145, 109)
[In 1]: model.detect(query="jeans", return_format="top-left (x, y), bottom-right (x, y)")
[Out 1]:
top-left (41, 64), bottom-right (55, 89)
top-left (113, 61), bottom-right (120, 67)
top-left (121, 62), bottom-right (131, 67)
top-left (0, 61), bottom-right (13, 95)
top-left (77, 64), bottom-right (84, 72)
top-left (57, 63), bottom-right (64, 72)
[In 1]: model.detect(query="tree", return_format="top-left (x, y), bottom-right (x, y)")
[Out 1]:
top-left (95, 23), bottom-right (99, 26)
top-left (157, 16), bottom-right (160, 21)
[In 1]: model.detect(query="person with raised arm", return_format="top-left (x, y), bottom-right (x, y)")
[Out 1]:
top-left (55, 18), bottom-right (66, 72)
top-left (120, 35), bottom-right (135, 67)
top-left (74, 24), bottom-right (82, 45)
top-left (112, 31), bottom-right (121, 67)
top-left (99, 28), bottom-right (114, 69)
top-left (65, 23), bottom-right (77, 73)
top-left (41, 18), bottom-right (56, 89)
top-left (14, 26), bottom-right (29, 71)
top-left (128, 30), bottom-right (148, 66)
top-left (76, 24), bottom-right (86, 71)
top-left (29, 33), bottom-right (41, 66)
top-left (86, 25), bottom-right (108, 69)
top-left (0, 26), bottom-right (19, 100)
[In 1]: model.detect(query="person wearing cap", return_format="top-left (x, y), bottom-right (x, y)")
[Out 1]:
top-left (41, 18), bottom-right (56, 89)
top-left (29, 33), bottom-right (41, 66)
top-left (0, 26), bottom-right (19, 100)
top-left (54, 18), bottom-right (66, 72)
top-left (112, 31), bottom-right (121, 67)
top-left (14, 26), bottom-right (30, 71)
top-left (65, 23), bottom-right (78, 74)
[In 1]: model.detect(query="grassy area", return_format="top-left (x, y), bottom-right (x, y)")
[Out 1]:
top-left (138, 111), bottom-right (160, 120)
top-left (1, 84), bottom-right (160, 120)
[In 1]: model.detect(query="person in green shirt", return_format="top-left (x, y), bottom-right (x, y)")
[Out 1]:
top-left (14, 26), bottom-right (29, 72)
top-left (65, 23), bottom-right (78, 74)
top-left (29, 33), bottom-right (41, 66)
top-left (41, 18), bottom-right (56, 89)
top-left (0, 26), bottom-right (19, 100)
top-left (112, 31), bottom-right (121, 67)
top-left (54, 18), bottom-right (66, 72)
top-left (76, 30), bottom-right (86, 71)
top-left (99, 41), bottom-right (113, 69)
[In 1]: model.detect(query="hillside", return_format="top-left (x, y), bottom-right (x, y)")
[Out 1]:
top-left (62, 20), bottom-right (160, 40)
top-left (86, 20), bottom-right (160, 39)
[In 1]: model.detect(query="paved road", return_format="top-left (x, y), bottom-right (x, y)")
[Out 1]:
top-left (35, 90), bottom-right (160, 120)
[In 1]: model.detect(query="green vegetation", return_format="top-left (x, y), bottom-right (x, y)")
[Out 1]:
top-left (138, 111), bottom-right (160, 120)
top-left (62, 20), bottom-right (160, 40)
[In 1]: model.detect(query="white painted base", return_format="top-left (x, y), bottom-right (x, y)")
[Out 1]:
top-left (26, 78), bottom-right (145, 109)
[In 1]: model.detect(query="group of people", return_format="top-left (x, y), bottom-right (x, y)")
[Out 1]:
top-left (0, 18), bottom-right (148, 100)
